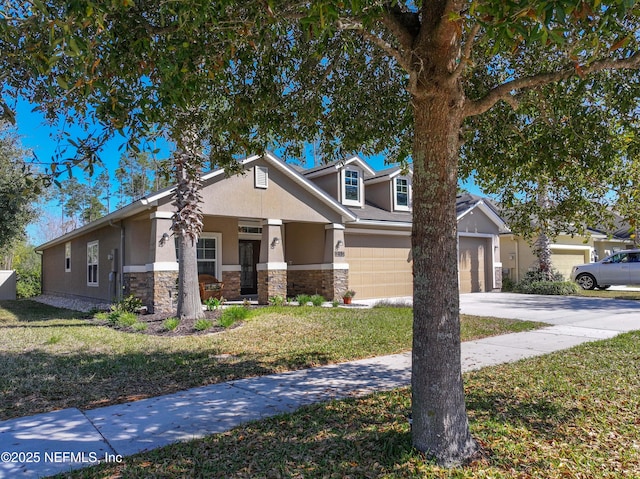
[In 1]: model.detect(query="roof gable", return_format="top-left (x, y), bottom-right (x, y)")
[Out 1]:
top-left (303, 155), bottom-right (376, 179)
top-left (456, 193), bottom-right (510, 233)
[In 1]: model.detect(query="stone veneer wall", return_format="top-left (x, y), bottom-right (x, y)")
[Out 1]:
top-left (123, 272), bottom-right (151, 310)
top-left (150, 271), bottom-right (179, 313)
top-left (221, 270), bottom-right (241, 300)
top-left (288, 268), bottom-right (348, 300)
top-left (123, 270), bottom-right (178, 313)
top-left (494, 266), bottom-right (503, 291)
top-left (257, 269), bottom-right (287, 304)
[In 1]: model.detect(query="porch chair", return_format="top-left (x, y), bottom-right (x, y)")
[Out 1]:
top-left (198, 274), bottom-right (224, 301)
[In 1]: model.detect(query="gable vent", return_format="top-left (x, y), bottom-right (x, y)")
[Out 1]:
top-left (255, 166), bottom-right (268, 189)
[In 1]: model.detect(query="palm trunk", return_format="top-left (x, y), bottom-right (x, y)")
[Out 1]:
top-left (172, 146), bottom-right (205, 323)
top-left (410, 86), bottom-right (478, 465)
top-left (534, 187), bottom-right (553, 279)
top-left (176, 233), bottom-right (204, 321)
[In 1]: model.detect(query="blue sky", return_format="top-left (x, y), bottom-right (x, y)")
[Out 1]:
top-left (16, 100), bottom-right (484, 213)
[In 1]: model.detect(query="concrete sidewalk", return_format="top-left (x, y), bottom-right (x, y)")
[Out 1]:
top-left (2, 294), bottom-right (639, 478)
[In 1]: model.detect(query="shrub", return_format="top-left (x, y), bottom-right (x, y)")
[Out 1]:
top-left (116, 312), bottom-right (138, 327)
top-left (521, 268), bottom-right (565, 283)
top-left (269, 295), bottom-right (286, 306)
top-left (501, 276), bottom-right (516, 292)
top-left (194, 319), bottom-right (214, 331)
top-left (295, 294), bottom-right (312, 306)
top-left (163, 317), bottom-right (180, 331)
top-left (219, 306), bottom-right (250, 328)
top-left (15, 267), bottom-right (41, 298)
top-left (515, 280), bottom-right (579, 296)
top-left (112, 295), bottom-right (143, 313)
top-left (204, 297), bottom-right (224, 311)
top-left (310, 294), bottom-right (325, 307)
top-left (511, 266), bottom-right (576, 296)
top-left (106, 310), bottom-right (121, 325)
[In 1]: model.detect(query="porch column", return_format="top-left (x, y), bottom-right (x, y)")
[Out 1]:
top-left (142, 211), bottom-right (178, 313)
top-left (322, 223), bottom-right (349, 300)
top-left (257, 219), bottom-right (287, 304)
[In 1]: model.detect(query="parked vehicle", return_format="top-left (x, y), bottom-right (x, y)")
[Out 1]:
top-left (571, 249), bottom-right (640, 290)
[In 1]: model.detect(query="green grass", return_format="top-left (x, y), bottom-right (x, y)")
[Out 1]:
top-left (0, 300), bottom-right (543, 421)
top-left (576, 289), bottom-right (640, 300)
top-left (56, 332), bottom-right (640, 479)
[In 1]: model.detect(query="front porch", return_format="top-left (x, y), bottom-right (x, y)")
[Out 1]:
top-left (124, 215), bottom-right (351, 312)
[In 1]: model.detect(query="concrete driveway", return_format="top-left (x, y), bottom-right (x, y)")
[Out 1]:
top-left (460, 292), bottom-right (640, 332)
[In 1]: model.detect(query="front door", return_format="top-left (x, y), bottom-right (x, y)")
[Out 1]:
top-left (239, 240), bottom-right (260, 295)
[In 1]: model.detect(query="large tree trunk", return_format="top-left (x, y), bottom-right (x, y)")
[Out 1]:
top-left (409, 36), bottom-right (479, 464)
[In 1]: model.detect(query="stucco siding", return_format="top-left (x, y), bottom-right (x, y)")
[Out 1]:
top-left (458, 210), bottom-right (500, 235)
top-left (42, 225), bottom-right (121, 302)
top-left (193, 159), bottom-right (343, 224)
top-left (285, 223), bottom-right (326, 265)
top-left (365, 182), bottom-right (391, 211)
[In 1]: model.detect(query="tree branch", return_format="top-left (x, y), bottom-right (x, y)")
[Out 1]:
top-left (336, 17), bottom-right (412, 71)
top-left (463, 51), bottom-right (640, 118)
top-left (379, 4), bottom-right (420, 54)
top-left (452, 22), bottom-right (481, 80)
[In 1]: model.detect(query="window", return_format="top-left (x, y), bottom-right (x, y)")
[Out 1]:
top-left (65, 242), bottom-right (71, 272)
top-left (87, 241), bottom-right (99, 286)
top-left (343, 169), bottom-right (360, 205)
top-left (395, 177), bottom-right (410, 210)
top-left (196, 233), bottom-right (221, 278)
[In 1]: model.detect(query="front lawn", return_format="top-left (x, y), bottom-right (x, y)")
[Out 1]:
top-left (57, 331), bottom-right (640, 479)
top-left (576, 289), bottom-right (640, 300)
top-left (0, 300), bottom-right (544, 420)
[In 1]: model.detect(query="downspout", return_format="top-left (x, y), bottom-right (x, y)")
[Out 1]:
top-left (119, 223), bottom-right (125, 301)
top-left (108, 220), bottom-right (125, 302)
top-left (515, 236), bottom-right (520, 282)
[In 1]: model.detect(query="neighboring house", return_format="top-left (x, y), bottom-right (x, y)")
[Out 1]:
top-left (36, 153), bottom-right (506, 312)
top-left (455, 193), bottom-right (510, 293)
top-left (500, 217), bottom-right (634, 282)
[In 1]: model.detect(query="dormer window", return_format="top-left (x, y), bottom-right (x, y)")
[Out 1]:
top-left (394, 177), bottom-right (411, 211)
top-left (342, 168), bottom-right (362, 206)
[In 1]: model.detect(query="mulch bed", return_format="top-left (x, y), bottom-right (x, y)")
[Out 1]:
top-left (90, 308), bottom-right (242, 337)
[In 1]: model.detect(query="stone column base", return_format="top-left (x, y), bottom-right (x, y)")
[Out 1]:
top-left (257, 269), bottom-right (287, 304)
top-left (123, 270), bottom-right (178, 313)
top-left (288, 267), bottom-right (348, 300)
top-left (221, 270), bottom-right (241, 300)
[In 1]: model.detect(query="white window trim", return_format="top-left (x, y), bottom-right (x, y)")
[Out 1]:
top-left (65, 242), bottom-right (71, 272)
top-left (198, 232), bottom-right (222, 279)
top-left (393, 177), bottom-right (411, 211)
top-left (342, 167), bottom-right (363, 207)
top-left (87, 241), bottom-right (99, 287)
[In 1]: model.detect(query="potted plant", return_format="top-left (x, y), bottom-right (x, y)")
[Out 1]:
top-left (342, 290), bottom-right (356, 305)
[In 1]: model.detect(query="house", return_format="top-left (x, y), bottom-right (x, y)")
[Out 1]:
top-left (500, 217), bottom-right (634, 282)
top-left (455, 193), bottom-right (510, 293)
top-left (36, 153), bottom-right (507, 312)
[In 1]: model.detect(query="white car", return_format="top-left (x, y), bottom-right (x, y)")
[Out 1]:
top-left (571, 249), bottom-right (640, 290)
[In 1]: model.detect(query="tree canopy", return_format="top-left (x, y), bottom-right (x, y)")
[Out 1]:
top-left (1, 0), bottom-right (639, 466)
top-left (0, 121), bottom-right (39, 255)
